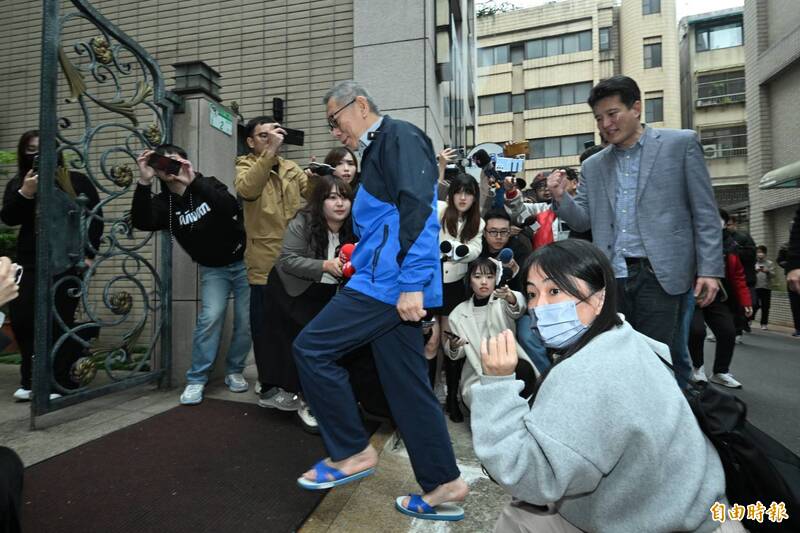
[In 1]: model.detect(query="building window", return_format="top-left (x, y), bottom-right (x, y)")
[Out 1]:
top-left (479, 93), bottom-right (512, 115)
top-left (525, 30), bottom-right (592, 60)
top-left (512, 94), bottom-right (524, 113)
top-left (599, 28), bottom-right (611, 51)
top-left (643, 42), bottom-right (662, 68)
top-left (699, 125), bottom-right (747, 159)
top-left (478, 45), bottom-right (510, 67)
top-left (696, 19), bottom-right (743, 51)
top-left (529, 133), bottom-right (595, 159)
top-left (511, 43), bottom-right (525, 65)
top-left (642, 0), bottom-right (660, 15)
top-left (696, 70), bottom-right (745, 106)
top-left (645, 96), bottom-right (663, 123)
top-left (525, 82), bottom-right (592, 110)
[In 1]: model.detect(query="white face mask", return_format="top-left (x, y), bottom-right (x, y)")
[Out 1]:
top-left (529, 299), bottom-right (592, 350)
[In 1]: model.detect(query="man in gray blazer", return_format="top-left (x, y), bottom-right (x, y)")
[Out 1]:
top-left (548, 76), bottom-right (723, 380)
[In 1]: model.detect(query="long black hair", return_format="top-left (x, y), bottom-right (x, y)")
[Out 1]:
top-left (441, 173), bottom-right (481, 243)
top-left (298, 174), bottom-right (356, 259)
top-left (524, 240), bottom-right (622, 397)
top-left (16, 129), bottom-right (39, 178)
top-left (323, 146), bottom-right (359, 188)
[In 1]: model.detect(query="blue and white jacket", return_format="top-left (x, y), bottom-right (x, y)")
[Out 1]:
top-left (346, 116), bottom-right (442, 308)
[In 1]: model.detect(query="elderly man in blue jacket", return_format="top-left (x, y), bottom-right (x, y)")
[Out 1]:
top-left (293, 81), bottom-right (467, 521)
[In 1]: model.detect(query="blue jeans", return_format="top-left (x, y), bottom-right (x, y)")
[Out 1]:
top-left (186, 260), bottom-right (252, 384)
top-left (516, 313), bottom-right (551, 373)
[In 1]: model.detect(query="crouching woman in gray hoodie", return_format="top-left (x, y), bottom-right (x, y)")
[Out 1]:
top-left (471, 239), bottom-right (743, 533)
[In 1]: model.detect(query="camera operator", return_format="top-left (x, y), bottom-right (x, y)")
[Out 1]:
top-left (234, 116), bottom-right (312, 406)
top-left (132, 144), bottom-right (251, 405)
top-left (504, 173), bottom-right (571, 249)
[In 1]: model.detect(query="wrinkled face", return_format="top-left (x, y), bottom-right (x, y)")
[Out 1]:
top-left (322, 185), bottom-right (351, 224)
top-left (593, 94), bottom-right (642, 149)
top-left (333, 153), bottom-right (357, 184)
top-left (526, 266), bottom-right (604, 326)
top-left (484, 218), bottom-right (511, 253)
top-left (470, 266), bottom-right (496, 298)
top-left (451, 189), bottom-right (475, 214)
top-left (327, 97), bottom-right (366, 151)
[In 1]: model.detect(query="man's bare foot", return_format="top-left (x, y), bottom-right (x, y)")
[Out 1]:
top-left (302, 445), bottom-right (379, 481)
top-left (401, 477), bottom-right (469, 509)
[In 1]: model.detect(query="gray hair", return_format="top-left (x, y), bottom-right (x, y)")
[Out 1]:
top-left (323, 80), bottom-right (380, 114)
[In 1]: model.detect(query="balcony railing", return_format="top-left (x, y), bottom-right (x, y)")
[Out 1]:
top-left (696, 92), bottom-right (746, 107)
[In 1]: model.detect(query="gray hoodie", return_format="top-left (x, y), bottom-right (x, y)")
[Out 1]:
top-left (471, 318), bottom-right (725, 533)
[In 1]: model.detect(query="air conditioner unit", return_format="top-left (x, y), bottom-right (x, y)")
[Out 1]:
top-left (702, 144), bottom-right (719, 159)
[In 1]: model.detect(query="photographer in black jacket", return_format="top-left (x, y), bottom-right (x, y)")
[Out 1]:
top-left (132, 144), bottom-right (251, 405)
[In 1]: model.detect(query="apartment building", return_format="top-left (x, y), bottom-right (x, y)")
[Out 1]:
top-left (679, 8), bottom-right (747, 216)
top-left (476, 0), bottom-right (680, 180)
top-left (744, 0), bottom-right (800, 328)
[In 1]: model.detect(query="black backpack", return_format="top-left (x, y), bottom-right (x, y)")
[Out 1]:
top-left (663, 357), bottom-right (800, 532)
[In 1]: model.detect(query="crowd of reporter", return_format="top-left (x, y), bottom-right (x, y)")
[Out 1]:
top-left (2, 75), bottom-right (799, 531)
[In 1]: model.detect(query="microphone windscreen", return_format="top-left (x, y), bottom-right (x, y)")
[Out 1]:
top-left (339, 243), bottom-right (356, 261)
top-left (498, 247), bottom-right (514, 264)
top-left (454, 244), bottom-right (469, 259)
top-left (440, 241), bottom-right (453, 254)
top-left (473, 149), bottom-right (491, 168)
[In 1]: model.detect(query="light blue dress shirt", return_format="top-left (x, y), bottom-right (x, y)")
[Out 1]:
top-left (611, 131), bottom-right (647, 278)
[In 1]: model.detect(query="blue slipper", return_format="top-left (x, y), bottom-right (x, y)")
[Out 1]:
top-left (395, 494), bottom-right (465, 521)
top-left (296, 459), bottom-right (375, 490)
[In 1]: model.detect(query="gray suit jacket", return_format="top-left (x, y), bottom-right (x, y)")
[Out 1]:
top-left (556, 127), bottom-right (723, 295)
top-left (275, 212), bottom-right (327, 297)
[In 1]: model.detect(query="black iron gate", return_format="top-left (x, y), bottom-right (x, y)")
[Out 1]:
top-left (32, 0), bottom-right (179, 426)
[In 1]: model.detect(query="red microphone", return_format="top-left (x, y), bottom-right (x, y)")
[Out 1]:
top-left (339, 243), bottom-right (356, 278)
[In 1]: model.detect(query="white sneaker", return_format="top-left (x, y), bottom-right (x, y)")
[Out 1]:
top-left (258, 387), bottom-right (300, 411)
top-left (760, 325), bottom-right (768, 331)
top-left (710, 373), bottom-right (742, 389)
top-left (50, 393), bottom-right (62, 400)
top-left (254, 381), bottom-right (262, 395)
top-left (691, 366), bottom-right (708, 383)
top-left (13, 388), bottom-right (31, 401)
top-left (180, 383), bottom-right (205, 405)
top-left (296, 400), bottom-right (319, 434)
top-left (224, 373), bottom-right (248, 393)
top-left (706, 334), bottom-right (716, 342)
top-left (735, 335), bottom-right (743, 344)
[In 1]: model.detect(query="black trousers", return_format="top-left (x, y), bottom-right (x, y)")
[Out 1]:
top-left (789, 285), bottom-right (800, 333)
top-left (753, 288), bottom-right (772, 325)
top-left (8, 266), bottom-right (81, 390)
top-left (0, 447), bottom-right (23, 533)
top-left (616, 259), bottom-right (689, 380)
top-left (689, 299), bottom-right (736, 374)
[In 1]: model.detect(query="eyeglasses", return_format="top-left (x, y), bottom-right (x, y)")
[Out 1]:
top-left (327, 98), bottom-right (357, 130)
top-left (485, 230), bottom-right (510, 237)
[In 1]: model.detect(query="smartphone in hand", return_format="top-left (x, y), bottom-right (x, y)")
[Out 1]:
top-left (147, 153), bottom-right (182, 175)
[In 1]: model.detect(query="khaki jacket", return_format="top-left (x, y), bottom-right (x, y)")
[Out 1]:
top-left (235, 152), bottom-right (310, 284)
